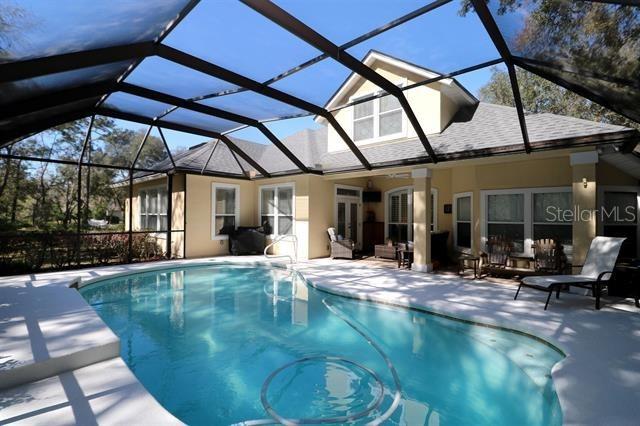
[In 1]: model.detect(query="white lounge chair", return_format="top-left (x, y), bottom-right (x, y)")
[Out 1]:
top-left (514, 236), bottom-right (626, 310)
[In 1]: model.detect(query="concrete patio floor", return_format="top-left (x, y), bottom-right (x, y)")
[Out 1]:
top-left (1, 256), bottom-right (639, 425)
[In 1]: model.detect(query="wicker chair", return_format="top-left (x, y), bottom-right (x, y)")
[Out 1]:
top-left (374, 244), bottom-right (397, 260)
top-left (327, 227), bottom-right (355, 259)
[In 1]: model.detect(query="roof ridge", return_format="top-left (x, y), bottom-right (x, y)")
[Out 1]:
top-left (532, 111), bottom-right (629, 130)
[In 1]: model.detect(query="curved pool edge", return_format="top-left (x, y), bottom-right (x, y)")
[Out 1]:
top-left (302, 275), bottom-right (567, 357)
top-left (73, 258), bottom-right (570, 424)
top-left (73, 258), bottom-right (289, 289)
top-left (74, 258), bottom-right (567, 356)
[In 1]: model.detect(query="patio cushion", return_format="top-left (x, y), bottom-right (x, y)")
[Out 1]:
top-left (522, 274), bottom-right (597, 288)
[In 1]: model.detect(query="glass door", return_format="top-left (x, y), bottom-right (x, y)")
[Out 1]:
top-left (335, 188), bottom-right (362, 249)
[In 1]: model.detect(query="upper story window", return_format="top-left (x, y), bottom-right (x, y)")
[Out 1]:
top-left (260, 184), bottom-right (294, 236)
top-left (140, 187), bottom-right (167, 232)
top-left (212, 183), bottom-right (240, 239)
top-left (353, 92), bottom-right (404, 142)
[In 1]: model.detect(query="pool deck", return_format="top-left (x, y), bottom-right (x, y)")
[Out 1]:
top-left (1, 256), bottom-right (639, 425)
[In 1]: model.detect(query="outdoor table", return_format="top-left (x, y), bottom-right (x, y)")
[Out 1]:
top-left (458, 254), bottom-right (480, 278)
top-left (398, 248), bottom-right (413, 269)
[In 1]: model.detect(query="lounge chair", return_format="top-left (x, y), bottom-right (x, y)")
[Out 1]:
top-left (514, 236), bottom-right (626, 310)
top-left (327, 227), bottom-right (355, 259)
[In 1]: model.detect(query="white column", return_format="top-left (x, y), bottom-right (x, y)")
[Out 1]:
top-left (570, 151), bottom-right (598, 272)
top-left (412, 168), bottom-right (432, 272)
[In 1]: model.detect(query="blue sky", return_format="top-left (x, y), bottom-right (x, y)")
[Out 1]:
top-left (16, 1), bottom-right (502, 151)
top-left (124, 1), bottom-right (500, 150)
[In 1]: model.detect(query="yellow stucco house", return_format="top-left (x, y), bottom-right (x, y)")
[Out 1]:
top-left (126, 52), bottom-right (640, 272)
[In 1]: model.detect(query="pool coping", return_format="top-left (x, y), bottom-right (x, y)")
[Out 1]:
top-left (2, 257), bottom-right (639, 425)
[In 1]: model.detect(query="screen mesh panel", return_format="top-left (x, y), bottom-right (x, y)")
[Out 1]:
top-left (199, 91), bottom-right (308, 122)
top-left (163, 0), bottom-right (322, 82)
top-left (125, 56), bottom-right (238, 100)
top-left (0, 0), bottom-right (190, 63)
top-left (163, 108), bottom-right (243, 134)
top-left (0, 61), bottom-right (131, 106)
top-left (103, 92), bottom-right (173, 119)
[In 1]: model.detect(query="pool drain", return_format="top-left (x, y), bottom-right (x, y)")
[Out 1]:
top-left (260, 355), bottom-right (385, 425)
top-left (236, 298), bottom-right (403, 426)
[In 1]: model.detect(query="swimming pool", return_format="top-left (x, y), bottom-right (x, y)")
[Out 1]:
top-left (80, 264), bottom-right (563, 425)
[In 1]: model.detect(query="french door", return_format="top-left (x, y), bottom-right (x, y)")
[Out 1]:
top-left (336, 196), bottom-right (362, 250)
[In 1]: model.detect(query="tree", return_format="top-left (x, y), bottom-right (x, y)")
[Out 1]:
top-left (0, 2), bottom-right (28, 60)
top-left (478, 66), bottom-right (639, 130)
top-left (0, 101), bottom-right (182, 232)
top-left (459, 0), bottom-right (639, 128)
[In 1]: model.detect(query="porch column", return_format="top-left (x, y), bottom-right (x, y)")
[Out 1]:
top-left (570, 151), bottom-right (598, 272)
top-left (412, 168), bottom-right (432, 272)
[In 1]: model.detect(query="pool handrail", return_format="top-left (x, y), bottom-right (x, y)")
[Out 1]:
top-left (264, 234), bottom-right (298, 264)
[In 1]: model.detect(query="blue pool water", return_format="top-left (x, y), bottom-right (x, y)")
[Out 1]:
top-left (80, 264), bottom-right (563, 425)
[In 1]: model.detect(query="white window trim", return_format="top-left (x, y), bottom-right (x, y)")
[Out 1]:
top-left (382, 186), bottom-right (438, 240)
top-left (350, 79), bottom-right (407, 144)
top-left (334, 184), bottom-right (363, 197)
top-left (258, 182), bottom-right (296, 237)
top-left (139, 184), bottom-right (168, 235)
top-left (384, 186), bottom-right (413, 241)
top-left (453, 192), bottom-right (473, 253)
top-left (597, 185), bottom-right (640, 256)
top-left (480, 187), bottom-right (572, 257)
top-left (211, 183), bottom-right (240, 240)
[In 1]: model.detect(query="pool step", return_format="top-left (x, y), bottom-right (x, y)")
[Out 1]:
top-left (0, 357), bottom-right (183, 425)
top-left (0, 282), bottom-right (120, 390)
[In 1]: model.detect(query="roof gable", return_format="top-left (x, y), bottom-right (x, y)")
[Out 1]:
top-left (322, 50), bottom-right (477, 111)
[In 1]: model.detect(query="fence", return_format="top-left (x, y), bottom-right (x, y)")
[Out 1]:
top-left (0, 230), bottom-right (184, 275)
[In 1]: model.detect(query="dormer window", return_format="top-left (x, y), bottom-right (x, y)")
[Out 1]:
top-left (352, 92), bottom-right (404, 142)
top-left (354, 98), bottom-right (374, 141)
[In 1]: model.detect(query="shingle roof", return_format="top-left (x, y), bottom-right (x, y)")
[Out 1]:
top-left (146, 102), bottom-right (634, 177)
top-left (317, 103), bottom-right (632, 170)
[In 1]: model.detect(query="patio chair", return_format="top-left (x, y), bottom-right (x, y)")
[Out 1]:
top-left (480, 236), bottom-right (513, 277)
top-left (532, 238), bottom-right (566, 274)
top-left (514, 236), bottom-right (626, 310)
top-left (327, 227), bottom-right (355, 259)
top-left (397, 241), bottom-right (414, 269)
